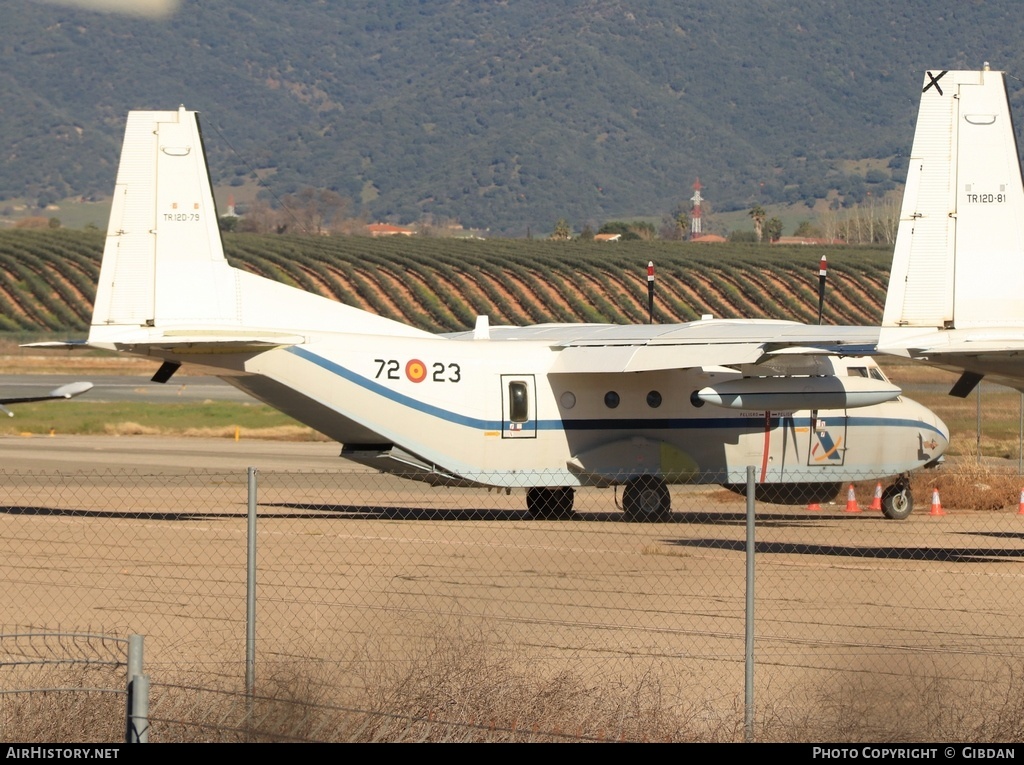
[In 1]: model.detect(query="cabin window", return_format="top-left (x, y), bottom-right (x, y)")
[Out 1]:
top-left (559, 391), bottom-right (576, 410)
top-left (509, 381), bottom-right (530, 423)
top-left (690, 391), bottom-right (705, 408)
top-left (870, 367), bottom-right (887, 381)
top-left (604, 391), bottom-right (620, 409)
top-left (646, 391), bottom-right (662, 408)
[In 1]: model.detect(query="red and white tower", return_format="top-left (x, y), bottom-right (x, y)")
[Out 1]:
top-left (689, 178), bottom-right (703, 239)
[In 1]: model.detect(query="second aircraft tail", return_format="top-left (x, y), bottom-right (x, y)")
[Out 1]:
top-left (881, 67), bottom-right (1024, 342)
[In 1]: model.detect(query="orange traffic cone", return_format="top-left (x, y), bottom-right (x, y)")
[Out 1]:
top-left (869, 482), bottom-right (883, 511)
top-left (929, 487), bottom-right (945, 516)
top-left (807, 501), bottom-right (822, 511)
top-left (844, 484), bottom-right (861, 513)
top-left (1017, 488), bottom-right (1024, 515)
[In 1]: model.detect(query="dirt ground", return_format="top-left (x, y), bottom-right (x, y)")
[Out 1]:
top-left (3, 434), bottom-right (1023, 728)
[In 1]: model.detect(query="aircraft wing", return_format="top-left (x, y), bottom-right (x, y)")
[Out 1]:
top-left (449, 320), bottom-right (881, 374)
top-left (0, 381), bottom-right (93, 417)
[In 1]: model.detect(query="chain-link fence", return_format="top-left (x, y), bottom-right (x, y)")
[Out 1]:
top-left (3, 463), bottom-right (1024, 742)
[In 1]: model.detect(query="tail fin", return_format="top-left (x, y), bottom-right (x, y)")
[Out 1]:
top-left (881, 67), bottom-right (1024, 339)
top-left (92, 106), bottom-right (234, 331)
top-left (90, 106), bottom-right (429, 347)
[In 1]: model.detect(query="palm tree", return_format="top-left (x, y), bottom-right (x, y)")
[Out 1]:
top-left (749, 205), bottom-right (766, 242)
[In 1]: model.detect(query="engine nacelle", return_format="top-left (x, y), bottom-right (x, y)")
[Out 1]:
top-left (696, 375), bottom-right (901, 411)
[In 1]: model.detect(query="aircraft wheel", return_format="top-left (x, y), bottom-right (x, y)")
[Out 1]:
top-left (526, 487), bottom-right (576, 519)
top-left (622, 476), bottom-right (672, 522)
top-left (881, 482), bottom-right (913, 520)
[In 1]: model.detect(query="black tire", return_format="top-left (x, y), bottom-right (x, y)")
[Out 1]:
top-left (526, 487), bottom-right (576, 519)
top-left (881, 484), bottom-right (914, 520)
top-left (622, 476), bottom-right (672, 522)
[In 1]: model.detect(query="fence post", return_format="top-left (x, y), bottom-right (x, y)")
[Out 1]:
top-left (246, 467), bottom-right (257, 709)
top-left (125, 634), bottom-right (149, 743)
top-left (129, 674), bottom-right (150, 743)
top-left (744, 466), bottom-right (755, 743)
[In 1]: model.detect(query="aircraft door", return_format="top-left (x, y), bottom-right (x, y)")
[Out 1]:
top-left (501, 375), bottom-right (537, 439)
top-left (808, 410), bottom-right (848, 466)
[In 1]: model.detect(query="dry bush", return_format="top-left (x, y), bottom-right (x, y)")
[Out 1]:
top-left (0, 665), bottom-right (125, 742)
top-left (910, 451), bottom-right (1024, 512)
top-left (350, 622), bottom-right (721, 742)
top-left (103, 422), bottom-right (162, 436)
top-left (7, 628), bottom-right (1024, 742)
top-left (179, 425), bottom-right (330, 442)
top-left (766, 660), bottom-right (1024, 743)
top-left (146, 660), bottom-right (358, 743)
top-left (101, 422), bottom-right (329, 441)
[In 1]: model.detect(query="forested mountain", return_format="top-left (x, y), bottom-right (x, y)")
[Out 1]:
top-left (3, 0), bottom-right (1023, 235)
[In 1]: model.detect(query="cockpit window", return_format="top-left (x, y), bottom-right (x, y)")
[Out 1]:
top-left (847, 364), bottom-right (890, 383)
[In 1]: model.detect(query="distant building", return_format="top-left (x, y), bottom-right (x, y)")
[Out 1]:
top-left (594, 233), bottom-right (621, 242)
top-left (691, 233), bottom-right (727, 243)
top-left (772, 236), bottom-right (845, 246)
top-left (367, 223), bottom-right (416, 237)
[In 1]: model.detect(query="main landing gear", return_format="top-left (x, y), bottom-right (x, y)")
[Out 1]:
top-left (620, 475), bottom-right (672, 523)
top-left (526, 476), bottom-right (676, 523)
top-left (526, 487), bottom-right (576, 519)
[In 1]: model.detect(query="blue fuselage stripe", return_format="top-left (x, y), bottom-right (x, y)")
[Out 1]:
top-left (286, 346), bottom-right (946, 438)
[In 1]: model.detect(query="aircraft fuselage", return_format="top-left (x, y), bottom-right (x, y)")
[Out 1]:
top-left (170, 332), bottom-right (951, 490)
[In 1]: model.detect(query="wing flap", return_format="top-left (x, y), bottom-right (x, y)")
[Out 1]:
top-left (548, 342), bottom-right (767, 374)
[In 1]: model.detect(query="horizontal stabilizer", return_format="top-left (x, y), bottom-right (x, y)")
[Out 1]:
top-left (21, 340), bottom-right (90, 351)
top-left (0, 381), bottom-right (93, 416)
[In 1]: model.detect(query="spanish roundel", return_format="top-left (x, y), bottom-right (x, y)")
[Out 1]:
top-left (405, 359), bottom-right (427, 383)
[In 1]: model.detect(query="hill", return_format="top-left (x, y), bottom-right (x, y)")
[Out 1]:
top-left (10, 0), bottom-right (1023, 236)
top-left (8, 1), bottom-right (1024, 235)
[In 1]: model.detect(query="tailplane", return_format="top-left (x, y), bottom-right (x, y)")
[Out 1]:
top-left (880, 66), bottom-right (1024, 344)
top-left (89, 107), bottom-right (429, 349)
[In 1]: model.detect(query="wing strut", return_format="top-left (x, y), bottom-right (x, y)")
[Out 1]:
top-left (949, 371), bottom-right (984, 398)
top-left (152, 361), bottom-right (182, 384)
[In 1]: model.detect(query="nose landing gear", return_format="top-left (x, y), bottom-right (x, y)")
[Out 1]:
top-left (881, 475), bottom-right (914, 520)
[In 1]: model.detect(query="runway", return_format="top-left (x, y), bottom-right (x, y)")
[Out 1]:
top-left (0, 433), bottom-right (350, 472)
top-left (0, 373), bottom-right (257, 404)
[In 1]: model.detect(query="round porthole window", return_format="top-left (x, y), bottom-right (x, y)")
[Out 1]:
top-left (604, 391), bottom-right (620, 409)
top-left (646, 391), bottom-right (662, 408)
top-left (560, 391), bottom-right (577, 409)
top-left (690, 390), bottom-right (705, 408)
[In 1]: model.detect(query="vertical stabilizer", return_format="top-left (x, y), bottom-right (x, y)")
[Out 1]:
top-left (882, 68), bottom-right (1024, 336)
top-left (93, 107), bottom-right (237, 331)
top-left (90, 107), bottom-right (433, 345)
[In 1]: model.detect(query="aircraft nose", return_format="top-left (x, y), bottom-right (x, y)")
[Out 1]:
top-left (900, 395), bottom-right (949, 462)
top-left (924, 411), bottom-right (951, 459)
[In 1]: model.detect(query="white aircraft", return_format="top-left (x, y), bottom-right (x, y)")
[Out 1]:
top-left (0, 381), bottom-right (93, 417)
top-left (879, 65), bottom-right (1024, 396)
top-left (39, 106), bottom-right (950, 520)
